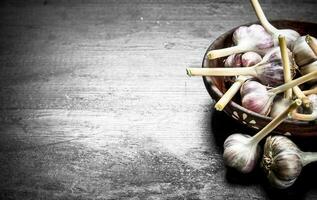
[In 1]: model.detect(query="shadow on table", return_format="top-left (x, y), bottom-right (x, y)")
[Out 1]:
top-left (208, 107), bottom-right (317, 200)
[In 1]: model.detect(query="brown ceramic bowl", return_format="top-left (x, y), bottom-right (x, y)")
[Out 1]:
top-left (203, 20), bottom-right (317, 137)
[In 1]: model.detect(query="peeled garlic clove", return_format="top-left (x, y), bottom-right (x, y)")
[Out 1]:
top-left (240, 80), bottom-right (271, 115)
top-left (262, 136), bottom-right (303, 189)
top-left (223, 133), bottom-right (260, 173)
top-left (293, 36), bottom-right (317, 67)
top-left (241, 52), bottom-right (262, 67)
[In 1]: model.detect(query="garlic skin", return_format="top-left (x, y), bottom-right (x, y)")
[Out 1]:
top-left (270, 98), bottom-right (291, 118)
top-left (255, 47), bottom-right (294, 87)
top-left (224, 54), bottom-right (242, 67)
top-left (300, 60), bottom-right (317, 85)
top-left (242, 52), bottom-right (262, 67)
top-left (240, 80), bottom-right (272, 115)
top-left (223, 133), bottom-right (261, 173)
top-left (293, 36), bottom-right (317, 67)
top-left (262, 136), bottom-right (303, 189)
top-left (273, 29), bottom-right (300, 49)
top-left (233, 24), bottom-right (273, 55)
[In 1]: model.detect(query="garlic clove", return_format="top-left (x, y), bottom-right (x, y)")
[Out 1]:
top-left (293, 36), bottom-right (317, 67)
top-left (262, 136), bottom-right (303, 189)
top-left (223, 133), bottom-right (261, 173)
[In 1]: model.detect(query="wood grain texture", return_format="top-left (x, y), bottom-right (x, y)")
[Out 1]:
top-left (0, 0), bottom-right (317, 199)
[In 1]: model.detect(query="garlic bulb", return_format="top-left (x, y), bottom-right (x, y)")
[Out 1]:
top-left (223, 133), bottom-right (260, 173)
top-left (223, 100), bottom-right (301, 173)
top-left (250, 0), bottom-right (300, 48)
top-left (240, 71), bottom-right (317, 115)
top-left (241, 80), bottom-right (271, 115)
top-left (262, 135), bottom-right (317, 189)
top-left (207, 24), bottom-right (273, 59)
top-left (187, 47), bottom-right (294, 87)
top-left (293, 36), bottom-right (317, 67)
top-left (215, 52), bottom-right (262, 111)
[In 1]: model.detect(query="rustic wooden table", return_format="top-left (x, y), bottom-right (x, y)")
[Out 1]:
top-left (1, 0), bottom-right (317, 199)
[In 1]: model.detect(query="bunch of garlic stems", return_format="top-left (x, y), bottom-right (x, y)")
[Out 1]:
top-left (187, 47), bottom-right (289, 87)
top-left (215, 52), bottom-right (262, 111)
top-left (240, 71), bottom-right (317, 115)
top-left (279, 35), bottom-right (312, 109)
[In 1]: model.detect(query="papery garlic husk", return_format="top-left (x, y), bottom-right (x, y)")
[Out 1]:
top-left (225, 54), bottom-right (243, 67)
top-left (262, 136), bottom-right (302, 189)
top-left (241, 80), bottom-right (272, 115)
top-left (223, 133), bottom-right (261, 173)
top-left (269, 97), bottom-right (291, 118)
top-left (242, 52), bottom-right (262, 67)
top-left (300, 60), bottom-right (317, 85)
top-left (293, 36), bottom-right (317, 67)
top-left (207, 24), bottom-right (273, 59)
top-left (232, 24), bottom-right (273, 55)
top-left (255, 47), bottom-right (295, 87)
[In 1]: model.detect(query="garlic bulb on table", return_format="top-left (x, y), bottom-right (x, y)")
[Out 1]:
top-left (187, 47), bottom-right (294, 87)
top-left (262, 135), bottom-right (317, 189)
top-left (223, 100), bottom-right (301, 173)
top-left (250, 0), bottom-right (300, 48)
top-left (207, 24), bottom-right (273, 59)
top-left (240, 71), bottom-right (317, 115)
top-left (215, 52), bottom-right (262, 111)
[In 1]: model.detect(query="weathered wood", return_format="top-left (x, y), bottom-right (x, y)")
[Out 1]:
top-left (0, 1), bottom-right (317, 199)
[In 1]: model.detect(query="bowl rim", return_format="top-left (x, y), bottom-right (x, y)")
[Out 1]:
top-left (202, 20), bottom-right (317, 126)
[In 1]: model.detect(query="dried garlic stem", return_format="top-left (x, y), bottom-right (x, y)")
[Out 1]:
top-left (303, 87), bottom-right (317, 95)
top-left (293, 86), bottom-right (312, 108)
top-left (306, 35), bottom-right (317, 56)
top-left (292, 111), bottom-right (317, 121)
top-left (207, 45), bottom-right (250, 60)
top-left (301, 152), bottom-right (317, 166)
top-left (250, 0), bottom-right (278, 35)
top-left (269, 71), bottom-right (317, 95)
top-left (186, 66), bottom-right (257, 77)
top-left (251, 100), bottom-right (301, 144)
top-left (278, 35), bottom-right (292, 99)
top-left (215, 76), bottom-right (250, 111)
